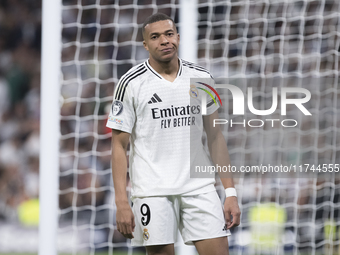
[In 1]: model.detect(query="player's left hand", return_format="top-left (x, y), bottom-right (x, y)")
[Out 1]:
top-left (224, 196), bottom-right (241, 229)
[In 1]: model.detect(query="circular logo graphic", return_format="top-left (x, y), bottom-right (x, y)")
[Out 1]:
top-left (112, 100), bottom-right (123, 116)
top-left (143, 228), bottom-right (150, 241)
top-left (189, 84), bottom-right (199, 98)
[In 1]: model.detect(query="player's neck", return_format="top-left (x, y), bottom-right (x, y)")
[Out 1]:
top-left (148, 56), bottom-right (179, 82)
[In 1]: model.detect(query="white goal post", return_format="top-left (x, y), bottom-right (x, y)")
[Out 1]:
top-left (39, 1), bottom-right (61, 255)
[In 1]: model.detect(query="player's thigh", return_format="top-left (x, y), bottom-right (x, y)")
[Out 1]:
top-left (194, 236), bottom-right (229, 255)
top-left (145, 243), bottom-right (175, 255)
top-left (179, 191), bottom-right (230, 245)
top-left (132, 196), bottom-right (178, 247)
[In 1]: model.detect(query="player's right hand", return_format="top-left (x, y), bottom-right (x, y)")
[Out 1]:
top-left (116, 202), bottom-right (135, 239)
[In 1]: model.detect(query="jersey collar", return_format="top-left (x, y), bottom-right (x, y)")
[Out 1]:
top-left (144, 58), bottom-right (183, 81)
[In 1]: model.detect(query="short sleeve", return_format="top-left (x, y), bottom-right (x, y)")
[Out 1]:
top-left (206, 93), bottom-right (219, 115)
top-left (106, 82), bottom-right (136, 134)
top-left (191, 76), bottom-right (220, 115)
top-left (205, 76), bottom-right (220, 115)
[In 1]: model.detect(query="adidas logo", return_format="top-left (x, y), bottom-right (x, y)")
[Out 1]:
top-left (148, 93), bottom-right (162, 104)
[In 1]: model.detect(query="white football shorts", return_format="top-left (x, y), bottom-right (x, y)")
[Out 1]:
top-left (131, 191), bottom-right (231, 246)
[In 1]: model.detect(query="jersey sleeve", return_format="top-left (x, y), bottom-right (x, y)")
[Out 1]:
top-left (106, 81), bottom-right (135, 134)
top-left (205, 84), bottom-right (220, 115)
top-left (201, 75), bottom-right (220, 115)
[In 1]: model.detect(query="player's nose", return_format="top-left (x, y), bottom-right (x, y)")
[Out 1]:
top-left (159, 34), bottom-right (169, 45)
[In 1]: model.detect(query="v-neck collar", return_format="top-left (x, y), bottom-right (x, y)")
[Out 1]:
top-left (145, 58), bottom-right (183, 83)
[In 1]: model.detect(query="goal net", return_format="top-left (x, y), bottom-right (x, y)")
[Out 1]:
top-left (58, 0), bottom-right (340, 254)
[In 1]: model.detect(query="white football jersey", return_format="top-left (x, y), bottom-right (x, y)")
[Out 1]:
top-left (107, 58), bottom-right (219, 199)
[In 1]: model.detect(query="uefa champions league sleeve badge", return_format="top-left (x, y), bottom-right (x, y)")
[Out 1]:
top-left (112, 100), bottom-right (123, 116)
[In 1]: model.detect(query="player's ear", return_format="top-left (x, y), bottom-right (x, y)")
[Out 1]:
top-left (143, 40), bottom-right (149, 51)
top-left (177, 33), bottom-right (180, 43)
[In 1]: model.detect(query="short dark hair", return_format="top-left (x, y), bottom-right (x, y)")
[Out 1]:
top-left (142, 13), bottom-right (176, 38)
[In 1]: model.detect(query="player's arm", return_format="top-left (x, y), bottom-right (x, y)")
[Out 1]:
top-left (111, 129), bottom-right (135, 239)
top-left (203, 110), bottom-right (241, 229)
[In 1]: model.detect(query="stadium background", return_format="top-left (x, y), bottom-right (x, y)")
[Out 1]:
top-left (0, 0), bottom-right (339, 255)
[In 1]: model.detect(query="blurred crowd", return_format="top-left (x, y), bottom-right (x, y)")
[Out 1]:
top-left (0, 0), bottom-right (41, 221)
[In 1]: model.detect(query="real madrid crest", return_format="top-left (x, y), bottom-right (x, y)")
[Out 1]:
top-left (189, 84), bottom-right (199, 98)
top-left (143, 228), bottom-right (150, 241)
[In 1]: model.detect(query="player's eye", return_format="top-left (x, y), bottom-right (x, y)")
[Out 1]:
top-left (151, 35), bottom-right (158, 39)
top-left (167, 32), bottom-right (174, 36)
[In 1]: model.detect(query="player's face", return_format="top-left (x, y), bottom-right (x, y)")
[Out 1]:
top-left (143, 20), bottom-right (180, 63)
